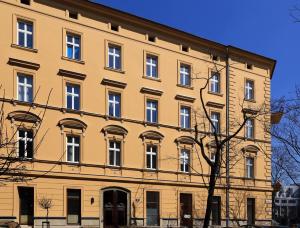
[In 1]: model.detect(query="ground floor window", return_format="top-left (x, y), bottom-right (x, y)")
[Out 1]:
top-left (67, 189), bottom-right (81, 224)
top-left (18, 187), bottom-right (34, 225)
top-left (146, 191), bottom-right (160, 226)
top-left (211, 196), bottom-right (221, 225)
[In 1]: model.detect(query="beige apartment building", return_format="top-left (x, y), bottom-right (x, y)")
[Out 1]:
top-left (0, 0), bottom-right (276, 227)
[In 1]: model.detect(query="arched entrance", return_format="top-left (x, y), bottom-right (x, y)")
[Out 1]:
top-left (102, 188), bottom-right (130, 228)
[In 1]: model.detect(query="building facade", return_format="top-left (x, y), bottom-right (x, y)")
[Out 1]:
top-left (274, 185), bottom-right (300, 225)
top-left (0, 0), bottom-right (276, 227)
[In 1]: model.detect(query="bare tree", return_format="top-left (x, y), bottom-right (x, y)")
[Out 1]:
top-left (0, 86), bottom-right (52, 185)
top-left (38, 196), bottom-right (53, 224)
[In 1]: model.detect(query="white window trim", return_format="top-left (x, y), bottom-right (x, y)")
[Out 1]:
top-left (109, 141), bottom-right (121, 166)
top-left (180, 107), bottom-right (190, 129)
top-left (245, 80), bottom-right (254, 100)
top-left (146, 55), bottom-right (158, 78)
top-left (17, 74), bottom-right (33, 102)
top-left (18, 130), bottom-right (33, 159)
top-left (146, 100), bottom-right (158, 123)
top-left (211, 112), bottom-right (220, 133)
top-left (108, 45), bottom-right (121, 69)
top-left (210, 73), bottom-right (220, 93)
top-left (146, 145), bottom-right (157, 170)
top-left (246, 157), bottom-right (254, 178)
top-left (108, 93), bottom-right (121, 117)
top-left (66, 136), bottom-right (80, 163)
top-left (17, 20), bottom-right (33, 48)
top-left (180, 149), bottom-right (190, 172)
top-left (180, 64), bottom-right (190, 86)
top-left (66, 33), bottom-right (80, 60)
top-left (66, 84), bottom-right (80, 110)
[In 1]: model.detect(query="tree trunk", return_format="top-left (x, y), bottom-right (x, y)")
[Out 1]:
top-left (203, 166), bottom-right (218, 228)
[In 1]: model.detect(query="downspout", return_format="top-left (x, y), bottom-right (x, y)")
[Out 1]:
top-left (225, 47), bottom-right (230, 227)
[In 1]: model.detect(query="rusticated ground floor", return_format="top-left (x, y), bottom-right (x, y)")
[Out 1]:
top-left (0, 176), bottom-right (272, 228)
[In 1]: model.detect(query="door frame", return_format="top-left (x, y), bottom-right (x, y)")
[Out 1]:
top-left (180, 192), bottom-right (193, 227)
top-left (100, 187), bottom-right (131, 228)
top-left (18, 186), bottom-right (35, 225)
top-left (177, 191), bottom-right (194, 227)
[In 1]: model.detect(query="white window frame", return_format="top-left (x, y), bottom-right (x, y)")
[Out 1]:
top-left (17, 20), bottom-right (33, 48)
top-left (210, 72), bottom-right (220, 93)
top-left (66, 83), bottom-right (80, 110)
top-left (146, 100), bottom-right (158, 123)
top-left (246, 157), bottom-right (254, 178)
top-left (180, 106), bottom-right (190, 129)
top-left (17, 73), bottom-right (33, 102)
top-left (108, 44), bottom-right (121, 69)
top-left (245, 80), bottom-right (254, 100)
top-left (66, 136), bottom-right (80, 163)
top-left (108, 140), bottom-right (121, 166)
top-left (180, 149), bottom-right (190, 172)
top-left (180, 64), bottom-right (190, 86)
top-left (245, 119), bottom-right (254, 139)
top-left (108, 93), bottom-right (121, 117)
top-left (146, 145), bottom-right (157, 170)
top-left (66, 33), bottom-right (81, 60)
top-left (211, 112), bottom-right (220, 133)
top-left (18, 129), bottom-right (33, 159)
top-left (146, 54), bottom-right (158, 78)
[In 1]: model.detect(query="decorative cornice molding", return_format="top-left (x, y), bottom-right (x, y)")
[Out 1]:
top-left (206, 101), bottom-right (225, 109)
top-left (8, 58), bottom-right (40, 70)
top-left (175, 136), bottom-right (194, 145)
top-left (7, 111), bottom-right (41, 123)
top-left (242, 108), bottom-right (259, 115)
top-left (58, 69), bottom-right (86, 80)
top-left (58, 118), bottom-right (87, 130)
top-left (102, 125), bottom-right (128, 136)
top-left (101, 78), bottom-right (127, 89)
top-left (140, 130), bottom-right (164, 140)
top-left (140, 87), bottom-right (163, 96)
top-left (175, 94), bottom-right (195, 103)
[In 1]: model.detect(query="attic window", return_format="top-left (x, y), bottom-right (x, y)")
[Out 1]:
top-left (182, 46), bottom-right (189, 52)
top-left (247, 63), bottom-right (253, 70)
top-left (212, 55), bottom-right (219, 61)
top-left (20, 0), bottom-right (30, 5)
top-left (69, 11), bottom-right (78, 20)
top-left (111, 24), bottom-right (119, 32)
top-left (148, 36), bottom-right (156, 42)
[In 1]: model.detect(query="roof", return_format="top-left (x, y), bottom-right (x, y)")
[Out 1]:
top-left (53, 0), bottom-right (277, 78)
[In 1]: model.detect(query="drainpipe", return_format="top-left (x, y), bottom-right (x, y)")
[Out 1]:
top-left (225, 47), bottom-right (230, 227)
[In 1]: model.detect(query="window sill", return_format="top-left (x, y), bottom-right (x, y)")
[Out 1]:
top-left (144, 168), bottom-right (158, 173)
top-left (107, 165), bottom-right (122, 170)
top-left (178, 127), bottom-right (193, 132)
top-left (105, 115), bottom-right (123, 122)
top-left (208, 91), bottom-right (223, 97)
top-left (244, 98), bottom-right (256, 103)
top-left (142, 75), bottom-right (161, 82)
top-left (61, 56), bottom-right (85, 65)
top-left (11, 44), bottom-right (38, 53)
top-left (176, 84), bottom-right (193, 90)
top-left (104, 67), bottom-right (125, 74)
top-left (62, 108), bottom-right (84, 116)
top-left (66, 161), bottom-right (80, 166)
top-left (144, 121), bottom-right (160, 128)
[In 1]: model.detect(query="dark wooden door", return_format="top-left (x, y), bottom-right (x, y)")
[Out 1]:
top-left (18, 187), bottom-right (34, 225)
top-left (247, 198), bottom-right (255, 225)
top-left (180, 193), bottom-right (193, 228)
top-left (103, 190), bottom-right (127, 228)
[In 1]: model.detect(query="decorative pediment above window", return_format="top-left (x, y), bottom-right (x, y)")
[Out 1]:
top-left (7, 111), bottom-right (41, 124)
top-left (175, 136), bottom-right (194, 145)
top-left (101, 78), bottom-right (127, 89)
top-left (242, 108), bottom-right (259, 115)
top-left (140, 130), bottom-right (164, 141)
top-left (8, 58), bottom-right (40, 70)
top-left (102, 125), bottom-right (128, 136)
top-left (140, 87), bottom-right (163, 96)
top-left (175, 94), bottom-right (195, 103)
top-left (206, 101), bottom-right (224, 109)
top-left (242, 145), bottom-right (259, 153)
top-left (58, 69), bottom-right (86, 80)
top-left (58, 118), bottom-right (87, 131)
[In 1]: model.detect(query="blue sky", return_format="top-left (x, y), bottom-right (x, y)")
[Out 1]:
top-left (94, 0), bottom-right (300, 99)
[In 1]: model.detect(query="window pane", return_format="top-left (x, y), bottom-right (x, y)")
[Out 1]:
top-left (27, 34), bottom-right (33, 48)
top-left (109, 149), bottom-right (114, 165)
top-left (146, 64), bottom-right (151, 77)
top-left (109, 55), bottom-right (114, 68)
top-left (74, 146), bottom-right (80, 162)
top-left (67, 145), bottom-right (73, 162)
top-left (74, 46), bottom-right (80, 60)
top-left (74, 36), bottom-right (80, 45)
top-left (67, 189), bottom-right (81, 224)
top-left (27, 140), bottom-right (33, 158)
top-left (18, 33), bottom-right (25, 46)
top-left (147, 154), bottom-right (151, 168)
top-left (67, 95), bottom-right (72, 109)
top-left (67, 45), bottom-right (73, 58)
top-left (18, 21), bottom-right (25, 30)
top-left (27, 86), bottom-right (33, 103)
top-left (27, 24), bottom-right (33, 33)
top-left (18, 84), bottom-right (24, 101)
top-left (146, 192), bottom-right (160, 226)
top-left (19, 140), bottom-right (25, 158)
top-left (152, 154), bottom-right (157, 169)
top-left (74, 96), bottom-right (80, 110)
top-left (67, 35), bottom-right (73, 43)
top-left (115, 56), bottom-right (121, 69)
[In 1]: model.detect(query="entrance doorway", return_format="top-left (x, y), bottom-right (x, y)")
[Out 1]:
top-left (180, 193), bottom-right (193, 228)
top-left (18, 187), bottom-right (34, 225)
top-left (103, 188), bottom-right (129, 228)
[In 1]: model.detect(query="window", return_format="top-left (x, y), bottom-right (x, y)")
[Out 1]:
top-left (18, 129), bottom-right (33, 159)
top-left (66, 136), bottom-right (80, 163)
top-left (247, 63), bottom-right (253, 70)
top-left (212, 55), bottom-right (219, 61)
top-left (146, 144), bottom-right (157, 170)
top-left (210, 152), bottom-right (216, 163)
top-left (20, 0), bottom-right (30, 5)
top-left (108, 92), bottom-right (121, 117)
top-left (210, 72), bottom-right (220, 93)
top-left (17, 73), bottom-right (33, 102)
top-left (146, 54), bottom-right (158, 78)
top-left (245, 119), bottom-right (254, 139)
top-left (66, 83), bottom-right (80, 110)
top-left (69, 11), bottom-right (78, 20)
top-left (146, 191), bottom-right (160, 226)
top-left (17, 20), bottom-right (33, 48)
top-left (180, 149), bottom-right (190, 172)
top-left (245, 80), bottom-right (254, 100)
top-left (211, 112), bottom-right (220, 133)
top-left (181, 45), bottom-right (189, 52)
top-left (109, 141), bottom-right (121, 166)
top-left (180, 106), bottom-right (191, 129)
top-left (211, 196), bottom-right (221, 225)
top-left (108, 44), bottom-right (121, 70)
top-left (67, 189), bottom-right (81, 224)
top-left (180, 64), bottom-right (191, 86)
top-left (246, 157), bottom-right (254, 178)
top-left (146, 100), bottom-right (158, 123)
top-left (110, 24), bottom-right (119, 32)
top-left (148, 36), bottom-right (156, 42)
top-left (247, 198), bottom-right (255, 225)
top-left (66, 33), bottom-right (81, 60)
